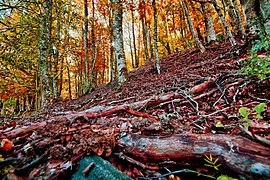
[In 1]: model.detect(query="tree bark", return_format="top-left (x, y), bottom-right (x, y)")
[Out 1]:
top-left (147, 24), bottom-right (154, 59)
top-left (91, 0), bottom-right (97, 88)
top-left (224, 0), bottom-right (239, 35)
top-left (84, 0), bottom-right (90, 92)
top-left (182, 0), bottom-right (206, 53)
top-left (112, 0), bottom-right (128, 85)
top-left (142, 16), bottom-right (149, 63)
top-left (232, 0), bottom-right (246, 37)
top-left (152, 0), bottom-right (160, 74)
top-left (201, 3), bottom-right (217, 43)
top-left (240, 0), bottom-right (266, 35)
top-left (118, 133), bottom-right (270, 180)
top-left (39, 0), bottom-right (53, 107)
top-left (131, 0), bottom-right (138, 68)
top-left (211, 0), bottom-right (237, 47)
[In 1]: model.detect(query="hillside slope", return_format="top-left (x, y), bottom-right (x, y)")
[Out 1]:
top-left (1, 40), bottom-right (270, 179)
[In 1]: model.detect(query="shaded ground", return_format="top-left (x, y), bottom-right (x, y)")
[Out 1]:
top-left (0, 40), bottom-right (270, 179)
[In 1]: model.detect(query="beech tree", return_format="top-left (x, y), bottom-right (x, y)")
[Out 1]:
top-left (201, 2), bottom-right (217, 43)
top-left (152, 0), bottom-right (160, 74)
top-left (84, 0), bottom-right (90, 92)
top-left (240, 0), bottom-right (268, 34)
top-left (211, 0), bottom-right (236, 47)
top-left (2, 0), bottom-right (262, 113)
top-left (39, 0), bottom-right (53, 107)
top-left (182, 0), bottom-right (205, 53)
top-left (111, 0), bottom-right (128, 84)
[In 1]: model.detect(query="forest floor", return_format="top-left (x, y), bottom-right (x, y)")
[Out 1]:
top-left (1, 40), bottom-right (270, 179)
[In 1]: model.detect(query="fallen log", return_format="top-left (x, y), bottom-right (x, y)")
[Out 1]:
top-left (64, 79), bottom-right (217, 121)
top-left (2, 121), bottom-right (47, 139)
top-left (118, 133), bottom-right (270, 180)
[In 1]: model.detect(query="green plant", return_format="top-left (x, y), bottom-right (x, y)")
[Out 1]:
top-left (239, 103), bottom-right (266, 129)
top-left (217, 33), bottom-right (225, 41)
top-left (239, 29), bottom-right (270, 80)
top-left (204, 154), bottom-right (237, 180)
top-left (204, 154), bottom-right (221, 171)
top-left (239, 107), bottom-right (251, 129)
top-left (253, 102), bottom-right (267, 119)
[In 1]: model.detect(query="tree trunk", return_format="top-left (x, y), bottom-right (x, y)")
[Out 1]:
top-left (131, 0), bottom-right (138, 68)
top-left (112, 0), bottom-right (128, 85)
top-left (142, 16), bottom-right (149, 63)
top-left (52, 3), bottom-right (61, 100)
top-left (182, 0), bottom-right (205, 53)
top-left (147, 24), bottom-right (154, 59)
top-left (152, 0), bottom-right (160, 74)
top-left (179, 5), bottom-right (189, 49)
top-left (91, 0), bottom-right (97, 88)
top-left (39, 0), bottom-right (53, 107)
top-left (211, 0), bottom-right (237, 47)
top-left (201, 3), bottom-right (217, 43)
top-left (108, 8), bottom-right (116, 83)
top-left (240, 0), bottom-right (266, 34)
top-left (232, 0), bottom-right (246, 37)
top-left (84, 0), bottom-right (90, 92)
top-left (66, 60), bottom-right (72, 100)
top-left (224, 0), bottom-right (239, 35)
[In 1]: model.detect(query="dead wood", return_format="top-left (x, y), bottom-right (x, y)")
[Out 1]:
top-left (64, 79), bottom-right (217, 121)
top-left (187, 78), bottom-right (216, 94)
top-left (118, 133), bottom-right (270, 180)
top-left (2, 121), bottom-right (47, 139)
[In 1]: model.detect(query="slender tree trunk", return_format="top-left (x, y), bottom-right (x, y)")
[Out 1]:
top-left (201, 3), bottom-right (217, 43)
top-left (211, 0), bottom-right (237, 46)
top-left (131, 0), bottom-right (138, 68)
top-left (142, 16), bottom-right (149, 63)
top-left (84, 0), bottom-right (90, 92)
top-left (182, 0), bottom-right (205, 53)
top-left (53, 3), bottom-right (61, 100)
top-left (164, 14), bottom-right (171, 54)
top-left (112, 0), bottom-right (128, 85)
top-left (109, 9), bottom-right (116, 82)
top-left (91, 0), bottom-right (97, 88)
top-left (128, 24), bottom-right (134, 67)
top-left (152, 0), bottom-right (160, 74)
top-left (190, 1), bottom-right (204, 43)
top-left (39, 0), bottom-right (53, 107)
top-left (232, 0), bottom-right (246, 37)
top-left (66, 60), bottom-right (72, 100)
top-left (172, 8), bottom-right (177, 52)
top-left (147, 24), bottom-right (154, 59)
top-left (179, 5), bottom-right (188, 48)
top-left (224, 0), bottom-right (239, 35)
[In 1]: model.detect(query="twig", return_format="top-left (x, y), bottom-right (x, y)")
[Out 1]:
top-left (107, 96), bottom-right (136, 105)
top-left (248, 93), bottom-right (270, 103)
top-left (82, 162), bottom-right (95, 177)
top-left (201, 107), bottom-right (230, 117)
top-left (115, 153), bottom-right (160, 170)
top-left (125, 107), bottom-right (159, 120)
top-left (215, 82), bottom-right (229, 104)
top-left (14, 152), bottom-right (47, 175)
top-left (213, 81), bottom-right (244, 106)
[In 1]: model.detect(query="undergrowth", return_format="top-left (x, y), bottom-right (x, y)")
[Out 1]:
top-left (239, 29), bottom-right (270, 80)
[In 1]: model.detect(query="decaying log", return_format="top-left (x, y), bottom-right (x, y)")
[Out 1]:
top-left (2, 121), bottom-right (47, 139)
top-left (118, 133), bottom-right (270, 180)
top-left (65, 79), bottom-right (217, 121)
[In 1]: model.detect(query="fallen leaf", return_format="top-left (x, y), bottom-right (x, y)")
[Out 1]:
top-left (1, 139), bottom-right (13, 151)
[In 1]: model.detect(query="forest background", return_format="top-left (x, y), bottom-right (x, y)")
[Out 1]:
top-left (0, 0), bottom-right (269, 115)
